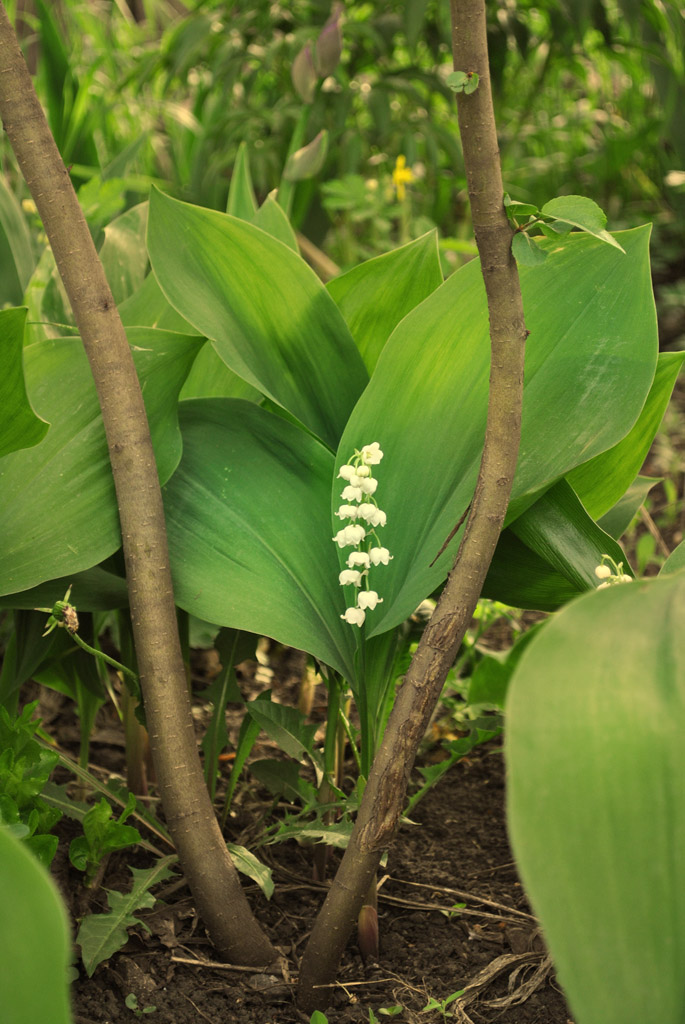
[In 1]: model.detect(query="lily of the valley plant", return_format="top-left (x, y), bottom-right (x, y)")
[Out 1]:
top-left (334, 442), bottom-right (392, 627)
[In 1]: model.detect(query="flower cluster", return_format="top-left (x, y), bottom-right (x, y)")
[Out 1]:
top-left (332, 442), bottom-right (391, 627)
top-left (594, 555), bottom-right (632, 590)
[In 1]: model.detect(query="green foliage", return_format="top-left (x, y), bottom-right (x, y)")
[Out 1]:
top-left (77, 858), bottom-right (176, 976)
top-left (507, 571), bottom-right (685, 1024)
top-left (0, 702), bottom-right (61, 867)
top-left (69, 794), bottom-right (141, 884)
top-left (0, 826), bottom-right (73, 1024)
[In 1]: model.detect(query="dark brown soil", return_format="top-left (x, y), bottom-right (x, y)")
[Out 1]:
top-left (60, 710), bottom-right (572, 1024)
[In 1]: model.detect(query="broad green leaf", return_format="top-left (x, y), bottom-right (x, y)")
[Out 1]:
top-left (503, 194), bottom-right (540, 220)
top-left (226, 843), bottom-right (274, 899)
top-left (598, 475), bottom-right (660, 539)
top-left (339, 227), bottom-right (655, 636)
top-left (180, 341), bottom-right (261, 401)
top-left (0, 329), bottom-right (203, 596)
top-left (118, 270), bottom-right (201, 333)
top-left (77, 858), bottom-right (176, 976)
top-left (0, 566), bottom-right (129, 611)
top-left (253, 193), bottom-right (299, 251)
top-left (99, 202), bottom-right (149, 306)
top-left (540, 195), bottom-right (625, 252)
top-left (484, 474), bottom-right (637, 611)
top-left (509, 478), bottom-right (632, 591)
top-left (511, 230), bottom-right (547, 266)
top-left (0, 177), bottom-right (34, 305)
top-left (661, 540), bottom-right (685, 576)
top-left (567, 351), bottom-right (685, 518)
top-left (23, 246), bottom-right (74, 345)
top-left (246, 697), bottom-right (317, 761)
top-left (163, 399), bottom-right (357, 681)
top-left (0, 308), bottom-right (48, 458)
top-left (226, 141), bottom-right (258, 219)
top-left (467, 623), bottom-right (543, 708)
top-left (0, 827), bottom-right (73, 1024)
top-left (147, 187), bottom-right (368, 448)
top-left (226, 145), bottom-right (297, 249)
top-left (507, 573), bottom-right (685, 1024)
top-left (249, 759), bottom-right (316, 803)
top-left (268, 822), bottom-right (353, 849)
top-left (327, 231), bottom-right (443, 373)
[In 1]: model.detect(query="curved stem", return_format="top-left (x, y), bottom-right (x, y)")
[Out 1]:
top-left (70, 631), bottom-right (137, 682)
top-left (297, 0), bottom-right (528, 1009)
top-left (0, 4), bottom-right (276, 966)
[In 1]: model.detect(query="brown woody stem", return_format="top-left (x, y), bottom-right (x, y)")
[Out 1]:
top-left (0, 4), bottom-right (275, 965)
top-left (296, 0), bottom-right (527, 1009)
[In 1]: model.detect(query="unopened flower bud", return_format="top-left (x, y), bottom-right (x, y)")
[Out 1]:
top-left (315, 3), bottom-right (343, 77)
top-left (594, 565), bottom-right (611, 579)
top-left (292, 42), bottom-right (317, 104)
top-left (283, 129), bottom-right (329, 182)
top-left (357, 903), bottom-right (379, 962)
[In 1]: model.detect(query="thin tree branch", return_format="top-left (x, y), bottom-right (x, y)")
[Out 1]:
top-left (0, 4), bottom-right (276, 966)
top-left (297, 0), bottom-right (527, 1009)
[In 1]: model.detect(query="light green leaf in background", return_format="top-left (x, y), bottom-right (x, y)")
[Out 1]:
top-left (540, 195), bottom-right (626, 252)
top-left (246, 697), bottom-right (317, 762)
top-left (337, 226), bottom-right (656, 636)
top-left (0, 329), bottom-right (203, 596)
top-left (179, 342), bottom-right (262, 402)
top-left (99, 201), bottom-right (149, 306)
top-left (0, 308), bottom-right (48, 458)
top-left (598, 474), bottom-right (660, 539)
top-left (0, 827), bottom-right (73, 1024)
top-left (227, 844), bottom-right (274, 899)
top-left (163, 399), bottom-right (357, 681)
top-left (23, 246), bottom-right (74, 345)
top-left (118, 270), bottom-right (201, 334)
top-left (147, 187), bottom-right (368, 449)
top-left (226, 141), bottom-right (258, 219)
top-left (327, 230), bottom-right (443, 373)
top-left (567, 350), bottom-right (685, 519)
top-left (507, 572), bottom-right (685, 1024)
top-left (227, 144), bottom-right (298, 250)
top-left (253, 192), bottom-right (299, 251)
top-left (661, 540), bottom-right (685, 576)
top-left (0, 177), bottom-right (34, 306)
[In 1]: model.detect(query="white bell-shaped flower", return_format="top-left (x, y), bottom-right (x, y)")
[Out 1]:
top-left (369, 546), bottom-right (392, 565)
top-left (341, 606), bottom-right (365, 626)
top-left (333, 524), bottom-right (366, 548)
top-left (360, 442), bottom-right (383, 465)
top-left (335, 504), bottom-right (359, 520)
top-left (339, 569), bottom-right (363, 587)
top-left (358, 590), bottom-right (383, 611)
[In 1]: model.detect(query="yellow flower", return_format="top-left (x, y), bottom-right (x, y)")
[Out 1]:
top-left (392, 154), bottom-right (414, 201)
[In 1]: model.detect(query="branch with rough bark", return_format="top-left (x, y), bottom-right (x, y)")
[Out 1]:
top-left (296, 0), bottom-right (528, 1009)
top-left (0, 3), bottom-right (276, 967)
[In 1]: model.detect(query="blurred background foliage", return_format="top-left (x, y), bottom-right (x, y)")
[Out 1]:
top-left (1, 0), bottom-right (684, 341)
